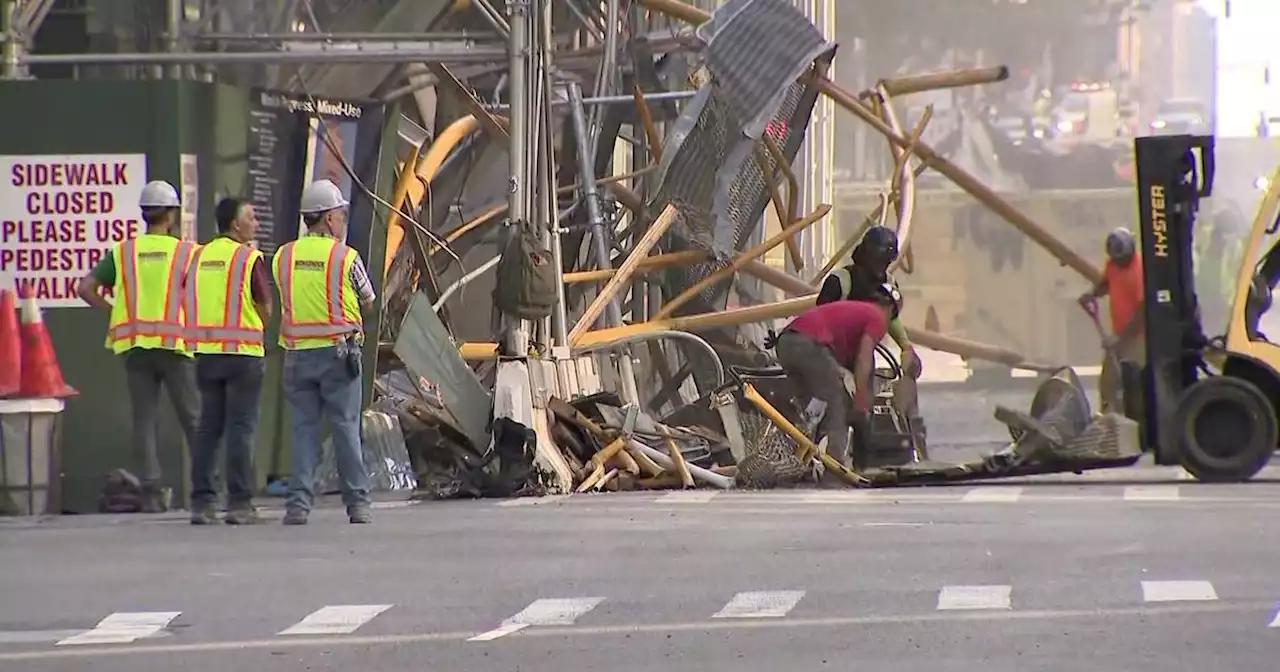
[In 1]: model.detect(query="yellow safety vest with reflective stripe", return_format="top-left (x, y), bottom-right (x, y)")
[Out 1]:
top-left (105, 233), bottom-right (196, 355)
top-left (271, 235), bottom-right (362, 351)
top-left (183, 237), bottom-right (266, 357)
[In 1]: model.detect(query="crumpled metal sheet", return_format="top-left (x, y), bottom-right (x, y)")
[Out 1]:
top-left (394, 291), bottom-right (493, 451)
top-left (317, 410), bottom-right (418, 493)
top-left (699, 0), bottom-right (834, 141)
top-left (647, 0), bottom-right (833, 395)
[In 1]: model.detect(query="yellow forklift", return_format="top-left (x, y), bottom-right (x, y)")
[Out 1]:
top-left (1133, 134), bottom-right (1280, 482)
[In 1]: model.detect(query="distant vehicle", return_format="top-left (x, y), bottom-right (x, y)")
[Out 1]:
top-left (1052, 82), bottom-right (1122, 142)
top-left (993, 113), bottom-right (1034, 144)
top-left (1149, 98), bottom-right (1210, 135)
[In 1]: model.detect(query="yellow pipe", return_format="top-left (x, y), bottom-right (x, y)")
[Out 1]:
top-left (382, 142), bottom-right (423, 282)
top-left (562, 251), bottom-right (706, 284)
top-left (459, 295), bottom-right (818, 360)
top-left (570, 204), bottom-right (680, 344)
top-left (742, 384), bottom-right (866, 485)
top-left (384, 115), bottom-right (480, 279)
top-left (654, 204), bottom-right (830, 320)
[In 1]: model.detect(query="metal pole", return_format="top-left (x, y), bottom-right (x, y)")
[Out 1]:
top-left (1, 0), bottom-right (21, 80)
top-left (503, 0), bottom-right (532, 353)
top-left (470, 0), bottom-right (512, 38)
top-left (483, 89), bottom-right (697, 110)
top-left (540, 0), bottom-right (570, 353)
top-left (17, 45), bottom-right (509, 66)
top-left (166, 0), bottom-right (183, 79)
top-left (568, 81), bottom-right (641, 405)
top-left (189, 31), bottom-right (494, 41)
top-left (589, 0), bottom-right (622, 159)
top-left (529, 1), bottom-right (552, 349)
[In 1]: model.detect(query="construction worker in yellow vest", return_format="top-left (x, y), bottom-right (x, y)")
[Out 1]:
top-left (77, 180), bottom-right (200, 514)
top-left (272, 180), bottom-right (377, 525)
top-left (184, 198), bottom-right (274, 526)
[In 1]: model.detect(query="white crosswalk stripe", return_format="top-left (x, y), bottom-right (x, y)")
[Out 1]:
top-left (468, 597), bottom-right (605, 641)
top-left (937, 585), bottom-right (1012, 611)
top-left (1141, 581), bottom-right (1218, 603)
top-left (961, 487), bottom-right (1023, 503)
top-left (1123, 485), bottom-right (1181, 501)
top-left (489, 485), bottom-right (1280, 508)
top-left (801, 491), bottom-right (872, 503)
top-left (278, 605), bottom-right (392, 636)
top-left (655, 490), bottom-right (721, 504)
top-left (56, 612), bottom-right (181, 646)
top-left (712, 591), bottom-right (806, 619)
top-left (16, 577), bottom-right (1280, 652)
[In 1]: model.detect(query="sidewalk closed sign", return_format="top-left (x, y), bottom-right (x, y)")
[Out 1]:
top-left (0, 154), bottom-right (146, 308)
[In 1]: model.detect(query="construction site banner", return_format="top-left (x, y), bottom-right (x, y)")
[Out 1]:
top-left (0, 153), bottom-right (146, 308)
top-left (244, 88), bottom-right (385, 272)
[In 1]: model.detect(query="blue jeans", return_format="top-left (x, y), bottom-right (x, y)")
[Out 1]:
top-left (282, 346), bottom-right (369, 512)
top-left (191, 354), bottom-right (265, 507)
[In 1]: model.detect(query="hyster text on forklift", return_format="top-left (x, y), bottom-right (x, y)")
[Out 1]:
top-left (1133, 133), bottom-right (1280, 482)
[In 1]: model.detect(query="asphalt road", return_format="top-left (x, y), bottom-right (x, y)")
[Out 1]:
top-left (3, 467), bottom-right (1280, 672)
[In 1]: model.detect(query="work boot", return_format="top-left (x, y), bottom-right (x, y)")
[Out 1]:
top-left (224, 505), bottom-right (263, 526)
top-left (281, 509), bottom-right (309, 526)
top-left (189, 502), bottom-right (219, 525)
top-left (141, 485), bottom-right (172, 514)
top-left (348, 505), bottom-right (373, 525)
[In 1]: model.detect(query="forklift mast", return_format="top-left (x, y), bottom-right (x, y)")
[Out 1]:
top-left (1132, 134), bottom-right (1215, 463)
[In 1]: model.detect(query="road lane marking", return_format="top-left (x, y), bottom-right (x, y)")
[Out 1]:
top-left (278, 605), bottom-right (392, 636)
top-left (0, 630), bottom-right (84, 644)
top-left (801, 492), bottom-right (871, 503)
top-left (655, 491), bottom-right (719, 504)
top-left (1123, 485), bottom-right (1181, 501)
top-left (712, 591), bottom-right (806, 619)
top-left (1141, 581), bottom-right (1217, 603)
top-left (9, 601), bottom-right (1270, 661)
top-left (55, 612), bottom-right (181, 646)
top-left (1268, 606), bottom-right (1280, 627)
top-left (469, 597), bottom-right (605, 641)
top-left (937, 585), bottom-right (1012, 611)
top-left (961, 487), bottom-right (1023, 503)
top-left (496, 495), bottom-right (570, 507)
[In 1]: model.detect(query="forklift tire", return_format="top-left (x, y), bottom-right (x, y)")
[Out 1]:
top-left (1175, 377), bottom-right (1277, 483)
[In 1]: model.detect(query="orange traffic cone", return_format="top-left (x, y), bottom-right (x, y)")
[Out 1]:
top-left (17, 293), bottom-right (77, 399)
top-left (0, 289), bottom-right (18, 397)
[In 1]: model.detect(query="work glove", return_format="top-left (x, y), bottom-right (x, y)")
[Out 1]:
top-left (901, 346), bottom-right (923, 380)
top-left (763, 329), bottom-right (780, 350)
top-left (1078, 293), bottom-right (1099, 316)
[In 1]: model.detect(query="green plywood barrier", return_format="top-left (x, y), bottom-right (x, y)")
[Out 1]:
top-left (0, 80), bottom-right (394, 513)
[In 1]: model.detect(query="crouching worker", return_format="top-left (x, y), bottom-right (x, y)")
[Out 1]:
top-left (773, 284), bottom-right (902, 469)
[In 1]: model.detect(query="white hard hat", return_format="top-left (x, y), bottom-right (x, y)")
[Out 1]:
top-left (139, 180), bottom-right (181, 208)
top-left (299, 180), bottom-right (349, 215)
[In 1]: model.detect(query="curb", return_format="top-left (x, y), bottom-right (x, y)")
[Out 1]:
top-left (917, 372), bottom-right (1102, 394)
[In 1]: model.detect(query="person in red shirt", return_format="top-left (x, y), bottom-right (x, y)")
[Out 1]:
top-left (774, 284), bottom-right (902, 469)
top-left (1079, 227), bottom-right (1145, 414)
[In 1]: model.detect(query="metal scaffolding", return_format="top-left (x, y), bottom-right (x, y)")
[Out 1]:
top-left (0, 0), bottom-right (893, 413)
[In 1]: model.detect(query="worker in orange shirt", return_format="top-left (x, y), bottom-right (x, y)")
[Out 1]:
top-left (1078, 228), bottom-right (1145, 417)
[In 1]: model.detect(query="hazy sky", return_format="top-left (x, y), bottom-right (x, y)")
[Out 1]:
top-left (1200, 0), bottom-right (1279, 135)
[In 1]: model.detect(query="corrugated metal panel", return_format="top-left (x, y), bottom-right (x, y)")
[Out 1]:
top-left (394, 292), bottom-right (493, 451)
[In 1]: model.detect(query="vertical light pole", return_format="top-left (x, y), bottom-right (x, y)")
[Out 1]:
top-left (0, 0), bottom-right (21, 80)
